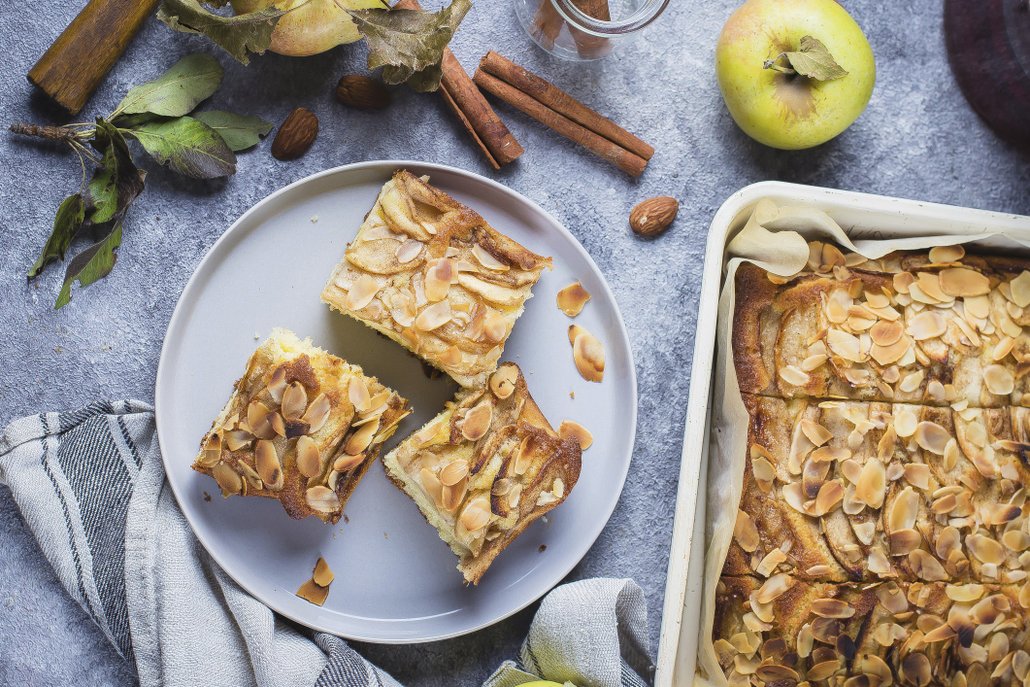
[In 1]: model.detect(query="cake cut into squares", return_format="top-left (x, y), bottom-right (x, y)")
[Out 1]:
top-left (192, 328), bottom-right (411, 523)
top-left (712, 575), bottom-right (1030, 687)
top-left (724, 394), bottom-right (1029, 584)
top-left (321, 170), bottom-right (552, 388)
top-left (382, 362), bottom-right (582, 584)
top-left (734, 255), bottom-right (1030, 407)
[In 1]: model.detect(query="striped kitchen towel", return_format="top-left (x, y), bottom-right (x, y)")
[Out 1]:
top-left (0, 401), bottom-right (652, 687)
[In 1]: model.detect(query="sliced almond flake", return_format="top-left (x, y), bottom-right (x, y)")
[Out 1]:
top-left (893, 407), bottom-right (918, 438)
top-left (952, 313), bottom-right (982, 347)
top-left (992, 336), bottom-right (1016, 361)
top-left (865, 291), bottom-right (890, 309)
top-left (870, 320), bottom-right (904, 347)
top-left (800, 354), bottom-right (829, 372)
top-left (984, 364), bottom-right (1015, 395)
top-left (903, 463), bottom-right (930, 490)
top-left (840, 458), bottom-right (863, 483)
top-left (810, 598), bottom-right (856, 619)
top-left (755, 573), bottom-right (792, 604)
top-left (852, 519), bottom-right (876, 545)
top-left (755, 548), bottom-right (788, 577)
top-left (812, 479), bottom-right (844, 516)
top-left (825, 288), bottom-right (851, 324)
top-left (909, 549), bottom-right (949, 581)
top-left (826, 328), bottom-right (864, 363)
top-left (908, 311), bottom-right (947, 341)
top-left (1001, 315), bottom-right (1023, 339)
top-left (869, 304), bottom-right (902, 321)
top-left (779, 365), bottom-right (810, 387)
top-left (395, 239), bottom-right (423, 264)
top-left (898, 369), bottom-right (925, 394)
top-left (414, 301), bottom-right (452, 331)
top-left (893, 272), bottom-right (915, 294)
top-left (556, 281), bottom-right (591, 317)
top-left (810, 446), bottom-right (850, 463)
top-left (847, 315), bottom-right (876, 331)
top-left (868, 547), bottom-right (891, 575)
top-left (914, 420), bottom-right (949, 455)
top-left (800, 419), bottom-right (833, 446)
top-left (856, 460), bottom-right (887, 508)
top-left (734, 510), bottom-right (760, 552)
top-left (966, 534), bottom-right (1006, 564)
top-left (345, 274), bottom-right (381, 311)
top-left (889, 486), bottom-right (919, 531)
top-left (1010, 271), bottom-right (1030, 307)
top-left (471, 244), bottom-right (510, 272)
top-left (939, 267), bottom-right (991, 297)
top-left (870, 337), bottom-right (910, 366)
top-left (929, 245), bottom-right (966, 264)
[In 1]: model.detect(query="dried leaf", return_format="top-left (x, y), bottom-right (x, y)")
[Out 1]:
top-left (158, 0), bottom-right (283, 65)
top-left (28, 194), bottom-right (85, 279)
top-left (55, 222), bottom-right (123, 309)
top-left (114, 53), bottom-right (223, 117)
top-left (347, 0), bottom-right (471, 92)
top-left (129, 116), bottom-right (237, 178)
top-left (88, 120), bottom-right (147, 224)
top-left (766, 35), bottom-right (849, 82)
top-left (192, 110), bottom-right (272, 151)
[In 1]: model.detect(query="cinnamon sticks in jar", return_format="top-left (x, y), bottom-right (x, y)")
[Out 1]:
top-left (473, 51), bottom-right (654, 177)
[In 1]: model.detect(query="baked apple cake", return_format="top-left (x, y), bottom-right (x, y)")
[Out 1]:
top-left (321, 170), bottom-right (551, 388)
top-left (192, 328), bottom-right (410, 523)
top-left (381, 362), bottom-right (582, 584)
top-left (714, 241), bottom-right (1030, 687)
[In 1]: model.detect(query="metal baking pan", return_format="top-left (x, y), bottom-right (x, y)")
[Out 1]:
top-left (654, 181), bottom-right (1030, 687)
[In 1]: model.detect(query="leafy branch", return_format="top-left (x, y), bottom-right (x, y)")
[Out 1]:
top-left (157, 0), bottom-right (471, 91)
top-left (10, 53), bottom-right (272, 309)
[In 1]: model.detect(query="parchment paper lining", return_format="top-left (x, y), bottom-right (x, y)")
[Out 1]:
top-left (694, 199), bottom-right (1030, 686)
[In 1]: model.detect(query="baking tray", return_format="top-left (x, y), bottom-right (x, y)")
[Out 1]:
top-left (654, 181), bottom-right (1030, 687)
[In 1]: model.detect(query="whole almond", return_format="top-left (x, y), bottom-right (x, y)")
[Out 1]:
top-left (629, 196), bottom-right (678, 237)
top-left (271, 107), bottom-right (318, 161)
top-left (335, 75), bottom-right (391, 110)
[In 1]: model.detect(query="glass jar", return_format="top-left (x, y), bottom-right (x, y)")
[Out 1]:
top-left (515, 0), bottom-right (670, 61)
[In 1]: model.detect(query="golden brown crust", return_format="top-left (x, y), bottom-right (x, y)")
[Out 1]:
top-left (382, 362), bottom-right (581, 584)
top-left (191, 329), bottom-right (411, 523)
top-left (321, 170), bottom-right (551, 388)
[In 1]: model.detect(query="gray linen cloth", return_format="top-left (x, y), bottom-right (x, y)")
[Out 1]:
top-left (0, 401), bottom-right (652, 687)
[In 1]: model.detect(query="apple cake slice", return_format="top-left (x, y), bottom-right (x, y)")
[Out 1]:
top-left (321, 170), bottom-right (551, 388)
top-left (192, 328), bottom-right (410, 523)
top-left (381, 362), bottom-right (582, 584)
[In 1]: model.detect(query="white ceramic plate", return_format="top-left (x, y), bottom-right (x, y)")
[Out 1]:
top-left (156, 161), bottom-right (637, 643)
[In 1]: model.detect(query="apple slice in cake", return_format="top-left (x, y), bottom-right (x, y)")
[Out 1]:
top-left (382, 362), bottom-right (582, 584)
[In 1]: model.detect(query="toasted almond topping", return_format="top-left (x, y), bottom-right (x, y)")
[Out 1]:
top-left (459, 496), bottom-right (492, 532)
top-left (889, 528), bottom-right (922, 555)
top-left (827, 328), bottom-right (864, 363)
top-left (755, 573), bottom-right (792, 604)
top-left (480, 308), bottom-right (508, 343)
top-left (938, 266), bottom-right (991, 297)
top-left (946, 583), bottom-right (985, 602)
top-left (811, 598), bottom-right (855, 619)
top-left (312, 557), bottom-right (334, 587)
top-left (918, 271), bottom-right (954, 303)
top-left (419, 468), bottom-right (444, 506)
top-left (266, 367), bottom-right (288, 404)
top-left (556, 281), bottom-right (591, 317)
top-left (992, 336), bottom-right (1016, 362)
top-left (296, 435), bottom-right (322, 478)
top-left (559, 420), bottom-right (593, 450)
top-left (813, 479), bottom-right (844, 515)
top-left (800, 419), bottom-right (833, 447)
top-left (908, 311), bottom-right (947, 341)
top-left (929, 244), bottom-right (966, 263)
top-left (909, 549), bottom-right (948, 582)
top-left (424, 258), bottom-right (455, 302)
top-left (345, 274), bottom-right (381, 310)
top-left (442, 478), bottom-right (468, 513)
top-left (894, 407), bottom-right (918, 438)
top-left (457, 273), bottom-right (523, 306)
top-left (281, 382), bottom-right (308, 421)
top-left (983, 364), bottom-right (1015, 395)
top-left (460, 399), bottom-right (493, 442)
top-left (333, 453), bottom-right (364, 472)
top-left (779, 365), bottom-right (810, 387)
top-left (801, 353), bottom-right (828, 371)
top-left (488, 366), bottom-right (518, 399)
top-left (570, 325), bottom-right (605, 383)
top-left (966, 534), bottom-right (1006, 564)
top-left (254, 439), bottom-right (283, 490)
top-left (197, 434), bottom-right (222, 468)
top-left (870, 320), bottom-right (904, 347)
top-left (1010, 271), bottom-right (1030, 307)
top-left (296, 579), bottom-right (329, 606)
top-left (414, 300), bottom-right (452, 331)
top-left (734, 510), bottom-right (760, 553)
top-left (212, 461), bottom-right (242, 496)
top-left (914, 421), bottom-right (949, 455)
top-left (225, 429), bottom-right (253, 452)
top-left (305, 485), bottom-right (340, 514)
top-left (439, 459), bottom-right (469, 487)
top-left (301, 393), bottom-right (331, 434)
top-left (395, 239), bottom-right (423, 264)
top-left (903, 463), bottom-right (930, 489)
top-left (889, 487), bottom-right (919, 531)
top-left (348, 378), bottom-right (371, 413)
top-left (899, 369), bottom-right (925, 394)
top-left (344, 417), bottom-right (380, 455)
top-left (855, 460), bottom-right (886, 508)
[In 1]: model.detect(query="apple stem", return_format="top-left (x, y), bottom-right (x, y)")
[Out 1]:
top-left (762, 59), bottom-right (797, 76)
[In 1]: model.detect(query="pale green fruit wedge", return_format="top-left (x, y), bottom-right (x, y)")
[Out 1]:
top-left (716, 0), bottom-right (875, 150)
top-left (231, 0), bottom-right (387, 56)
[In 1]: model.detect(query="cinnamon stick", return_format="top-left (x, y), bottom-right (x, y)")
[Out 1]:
top-left (395, 0), bottom-right (522, 168)
top-left (478, 51), bottom-right (654, 161)
top-left (568, 0), bottom-right (612, 59)
top-left (531, 0), bottom-right (565, 50)
top-left (28, 0), bottom-right (159, 115)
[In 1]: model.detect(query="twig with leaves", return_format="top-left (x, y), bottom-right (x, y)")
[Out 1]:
top-left (10, 54), bottom-right (271, 309)
top-left (157, 0), bottom-right (472, 92)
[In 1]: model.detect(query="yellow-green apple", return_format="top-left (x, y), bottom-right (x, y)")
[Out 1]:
top-left (715, 0), bottom-right (875, 150)
top-left (231, 0), bottom-right (388, 57)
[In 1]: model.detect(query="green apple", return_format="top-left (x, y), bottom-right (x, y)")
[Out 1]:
top-left (231, 0), bottom-right (387, 57)
top-left (715, 0), bottom-right (875, 150)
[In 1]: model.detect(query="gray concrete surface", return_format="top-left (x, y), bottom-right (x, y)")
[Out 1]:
top-left (1, 0), bottom-right (1028, 685)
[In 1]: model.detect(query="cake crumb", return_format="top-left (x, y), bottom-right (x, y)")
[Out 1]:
top-left (569, 390), bottom-right (575, 399)
top-left (310, 215), bottom-right (319, 223)
top-left (538, 544), bottom-right (547, 553)
top-left (202, 491), bottom-right (211, 502)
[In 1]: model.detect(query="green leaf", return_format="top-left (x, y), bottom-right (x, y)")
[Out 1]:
top-left (55, 222), bottom-right (124, 309)
top-left (193, 110), bottom-right (272, 151)
top-left (114, 54), bottom-right (223, 118)
top-left (158, 0), bottom-right (284, 65)
top-left (129, 116), bottom-right (237, 178)
top-left (765, 36), bottom-right (849, 82)
top-left (28, 194), bottom-right (86, 279)
top-left (89, 120), bottom-right (147, 224)
top-left (347, 0), bottom-right (472, 92)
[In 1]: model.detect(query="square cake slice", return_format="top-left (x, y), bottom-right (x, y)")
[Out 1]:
top-left (382, 362), bottom-right (581, 584)
top-left (321, 170), bottom-right (552, 388)
top-left (192, 328), bottom-right (411, 523)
